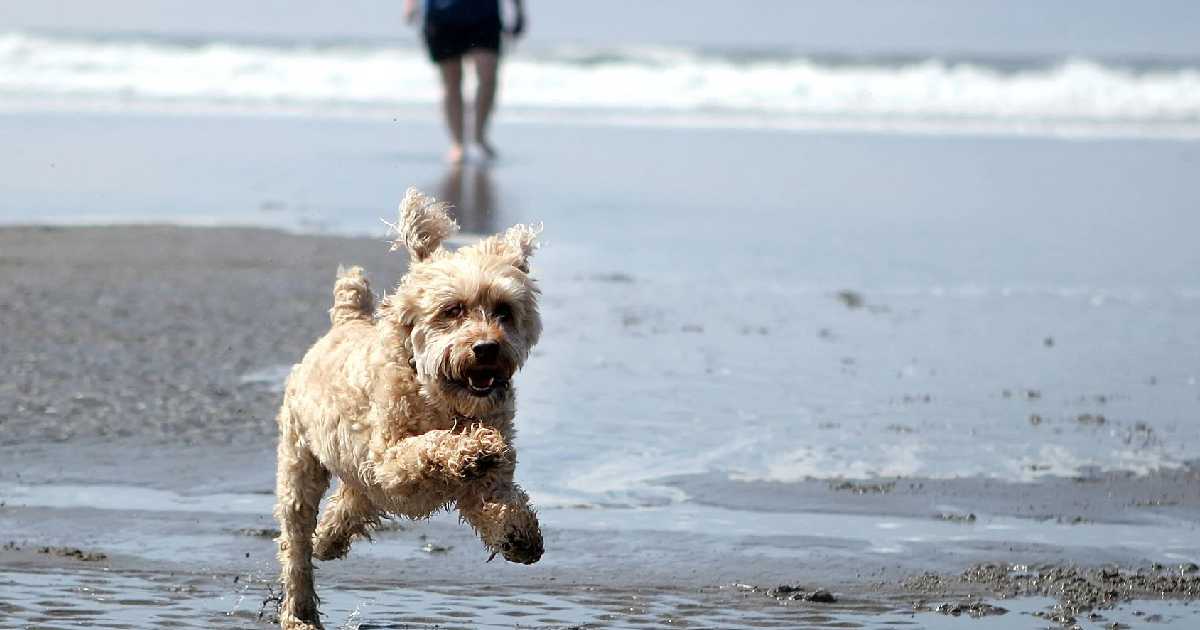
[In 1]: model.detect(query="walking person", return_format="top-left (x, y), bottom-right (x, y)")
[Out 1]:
top-left (405, 0), bottom-right (525, 163)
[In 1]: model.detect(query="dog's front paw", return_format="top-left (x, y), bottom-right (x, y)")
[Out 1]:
top-left (448, 427), bottom-right (513, 481)
top-left (496, 527), bottom-right (543, 565)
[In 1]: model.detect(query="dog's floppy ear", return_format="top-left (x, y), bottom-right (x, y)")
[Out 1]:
top-left (387, 187), bottom-right (458, 262)
top-left (501, 223), bottom-right (540, 273)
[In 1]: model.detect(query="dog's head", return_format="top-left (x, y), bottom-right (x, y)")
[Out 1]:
top-left (384, 187), bottom-right (542, 416)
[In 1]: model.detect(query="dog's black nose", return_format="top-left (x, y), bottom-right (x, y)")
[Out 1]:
top-left (472, 341), bottom-right (500, 362)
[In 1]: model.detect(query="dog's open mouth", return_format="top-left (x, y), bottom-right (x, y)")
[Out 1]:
top-left (457, 367), bottom-right (510, 397)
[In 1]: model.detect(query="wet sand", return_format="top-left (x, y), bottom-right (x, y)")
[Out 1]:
top-left (3, 224), bottom-right (1200, 628)
top-left (0, 225), bottom-right (400, 445)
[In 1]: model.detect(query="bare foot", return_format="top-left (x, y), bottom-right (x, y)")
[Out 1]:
top-left (474, 140), bottom-right (497, 161)
top-left (445, 143), bottom-right (465, 164)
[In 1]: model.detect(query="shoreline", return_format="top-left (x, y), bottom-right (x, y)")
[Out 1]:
top-left (8, 101), bottom-right (1200, 143)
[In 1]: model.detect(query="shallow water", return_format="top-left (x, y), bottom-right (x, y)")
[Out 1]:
top-left (4, 568), bottom-right (1198, 629)
top-left (3, 568), bottom-right (896, 629)
top-left (3, 475), bottom-right (1197, 581)
top-left (1, 567), bottom-right (830, 628)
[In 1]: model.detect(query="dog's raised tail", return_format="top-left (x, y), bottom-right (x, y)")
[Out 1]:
top-left (329, 265), bottom-right (376, 326)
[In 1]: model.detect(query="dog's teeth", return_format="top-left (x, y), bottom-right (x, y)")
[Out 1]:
top-left (469, 375), bottom-right (495, 389)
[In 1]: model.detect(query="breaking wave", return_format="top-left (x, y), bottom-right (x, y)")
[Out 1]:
top-left (3, 31), bottom-right (1200, 137)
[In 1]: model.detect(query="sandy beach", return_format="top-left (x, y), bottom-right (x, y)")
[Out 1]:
top-left (2, 106), bottom-right (1200, 628)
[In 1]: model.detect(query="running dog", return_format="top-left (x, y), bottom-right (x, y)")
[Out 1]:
top-left (273, 187), bottom-right (543, 629)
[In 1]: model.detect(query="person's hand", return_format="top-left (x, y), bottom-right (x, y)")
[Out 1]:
top-left (509, 10), bottom-right (525, 38)
top-left (403, 0), bottom-right (419, 25)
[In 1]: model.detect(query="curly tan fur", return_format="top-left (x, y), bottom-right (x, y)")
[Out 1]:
top-left (274, 189), bottom-right (543, 630)
top-left (387, 186), bottom-right (459, 262)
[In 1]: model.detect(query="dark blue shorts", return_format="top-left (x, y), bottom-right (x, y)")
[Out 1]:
top-left (423, 15), bottom-right (502, 62)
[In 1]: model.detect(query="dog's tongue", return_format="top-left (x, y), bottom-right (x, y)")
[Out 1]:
top-left (469, 374), bottom-right (495, 389)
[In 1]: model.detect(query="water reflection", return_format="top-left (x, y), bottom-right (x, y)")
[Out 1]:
top-left (437, 163), bottom-right (497, 235)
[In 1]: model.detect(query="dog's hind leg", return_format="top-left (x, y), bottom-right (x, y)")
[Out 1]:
top-left (274, 424), bottom-right (330, 630)
top-left (312, 483), bottom-right (381, 561)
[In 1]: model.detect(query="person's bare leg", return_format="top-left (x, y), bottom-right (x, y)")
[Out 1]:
top-left (437, 58), bottom-right (466, 164)
top-left (470, 50), bottom-right (499, 159)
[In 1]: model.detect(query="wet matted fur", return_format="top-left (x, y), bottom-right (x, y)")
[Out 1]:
top-left (274, 187), bottom-right (544, 630)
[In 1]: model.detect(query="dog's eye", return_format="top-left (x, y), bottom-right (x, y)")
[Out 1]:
top-left (442, 303), bottom-right (464, 319)
top-left (494, 303), bottom-right (513, 321)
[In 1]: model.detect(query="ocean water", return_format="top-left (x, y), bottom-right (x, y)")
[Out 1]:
top-left (3, 31), bottom-right (1200, 138)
